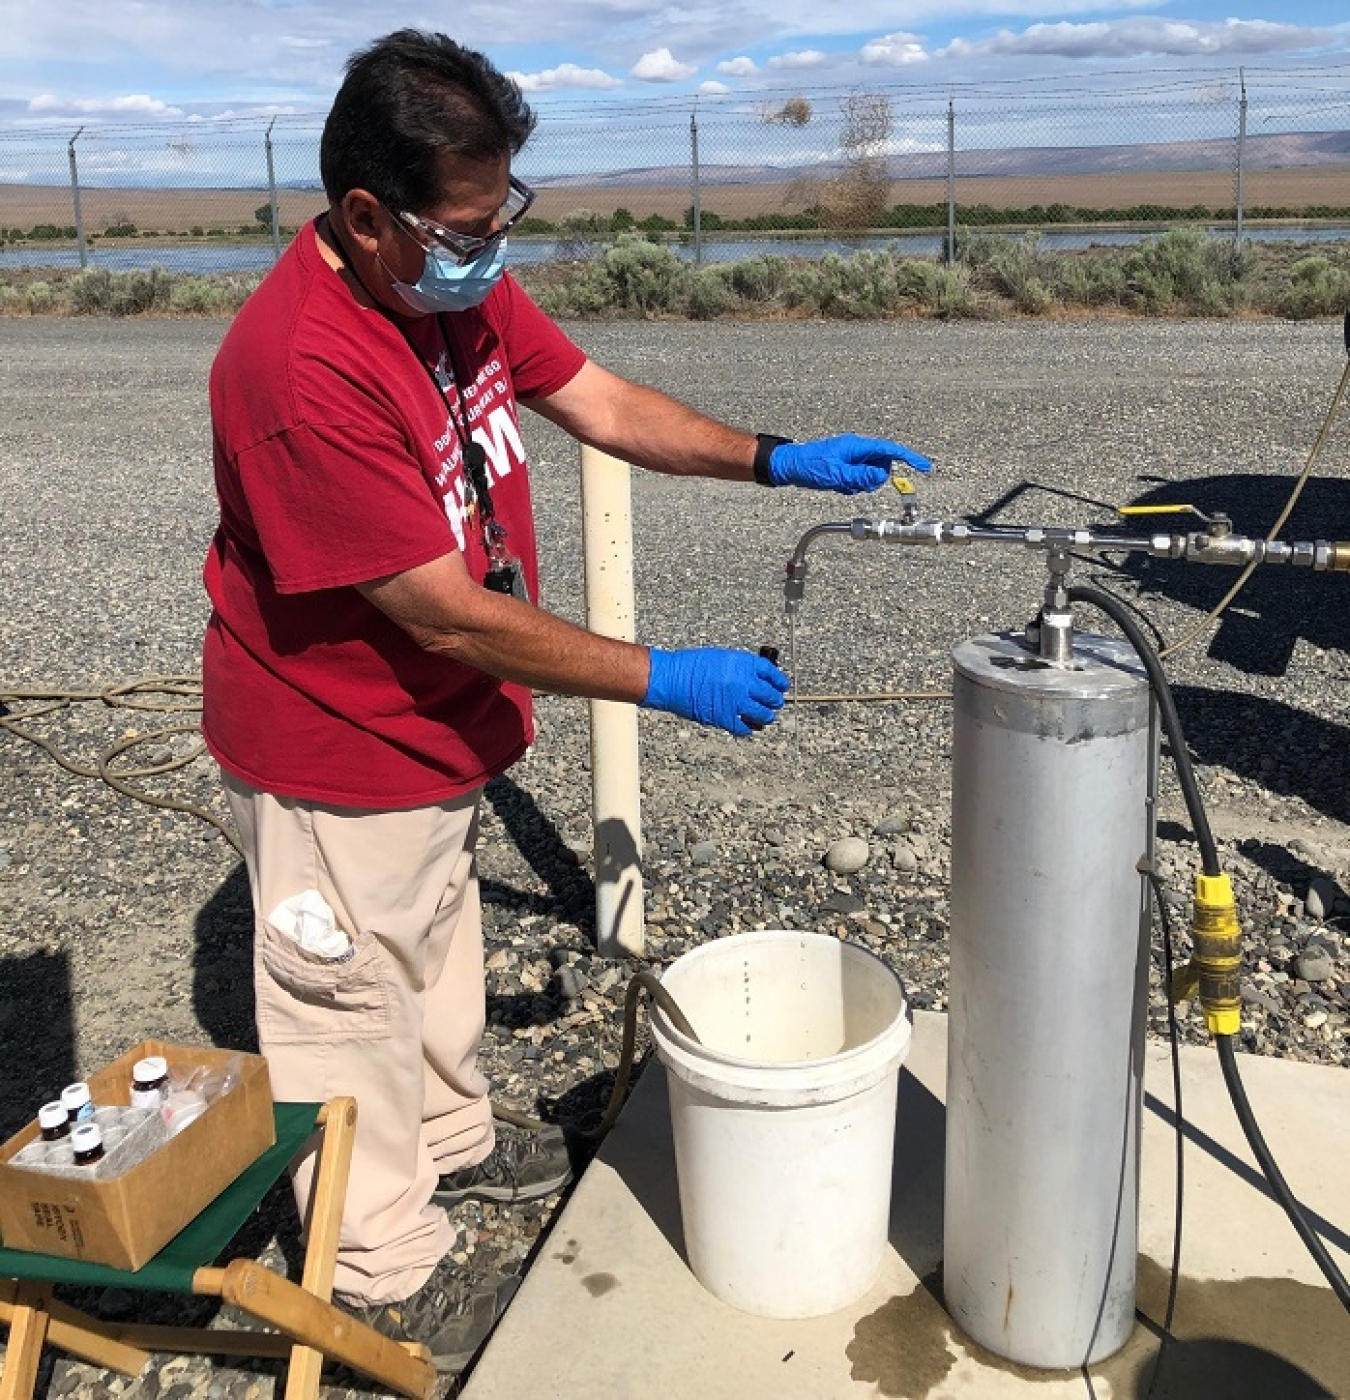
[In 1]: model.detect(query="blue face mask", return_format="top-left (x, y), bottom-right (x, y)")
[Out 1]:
top-left (386, 238), bottom-right (507, 315)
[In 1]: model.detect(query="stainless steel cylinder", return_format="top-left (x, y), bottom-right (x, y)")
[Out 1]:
top-left (944, 631), bottom-right (1152, 1368)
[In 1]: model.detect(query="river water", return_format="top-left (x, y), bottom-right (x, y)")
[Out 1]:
top-left (2, 225), bottom-right (1347, 274)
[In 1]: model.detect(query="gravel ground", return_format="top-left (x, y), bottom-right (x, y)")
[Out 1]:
top-left (2, 315), bottom-right (1349, 1396)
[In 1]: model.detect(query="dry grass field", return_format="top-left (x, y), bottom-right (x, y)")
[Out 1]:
top-left (2, 164), bottom-right (1348, 236)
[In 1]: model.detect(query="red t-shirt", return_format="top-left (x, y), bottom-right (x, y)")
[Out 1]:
top-left (202, 219), bottom-right (587, 808)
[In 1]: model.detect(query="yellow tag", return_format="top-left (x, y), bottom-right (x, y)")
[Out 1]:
top-left (891, 472), bottom-right (916, 496)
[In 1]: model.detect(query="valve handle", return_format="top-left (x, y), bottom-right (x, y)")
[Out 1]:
top-left (1117, 503), bottom-right (1214, 524)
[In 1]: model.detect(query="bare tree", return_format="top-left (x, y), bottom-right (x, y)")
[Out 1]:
top-left (822, 91), bottom-right (893, 232)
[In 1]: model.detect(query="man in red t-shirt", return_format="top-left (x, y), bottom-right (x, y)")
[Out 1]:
top-left (204, 28), bottom-right (931, 1370)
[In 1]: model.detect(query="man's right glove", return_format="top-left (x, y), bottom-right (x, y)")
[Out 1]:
top-left (641, 647), bottom-right (790, 737)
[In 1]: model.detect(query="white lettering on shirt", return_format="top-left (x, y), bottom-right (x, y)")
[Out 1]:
top-left (476, 406), bottom-right (524, 486)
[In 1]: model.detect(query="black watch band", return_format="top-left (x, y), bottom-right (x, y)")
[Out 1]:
top-left (753, 433), bottom-right (792, 486)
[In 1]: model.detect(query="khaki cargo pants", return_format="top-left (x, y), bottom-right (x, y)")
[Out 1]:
top-left (221, 769), bottom-right (495, 1305)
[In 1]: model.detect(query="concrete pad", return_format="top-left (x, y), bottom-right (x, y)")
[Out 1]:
top-left (465, 1012), bottom-right (1349, 1399)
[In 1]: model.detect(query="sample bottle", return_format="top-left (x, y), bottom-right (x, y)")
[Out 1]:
top-left (130, 1056), bottom-right (170, 1110)
top-left (38, 1102), bottom-right (70, 1142)
top-left (71, 1122), bottom-right (105, 1165)
top-left (61, 1082), bottom-right (95, 1124)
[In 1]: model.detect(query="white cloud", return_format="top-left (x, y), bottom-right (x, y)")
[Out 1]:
top-left (510, 63), bottom-right (623, 93)
top-left (767, 50), bottom-right (828, 70)
top-left (698, 80), bottom-right (731, 94)
top-left (631, 48), bottom-right (696, 82)
top-left (28, 93), bottom-right (185, 118)
top-left (939, 18), bottom-right (1334, 61)
top-left (860, 32), bottom-right (929, 66)
top-left (717, 56), bottom-right (757, 76)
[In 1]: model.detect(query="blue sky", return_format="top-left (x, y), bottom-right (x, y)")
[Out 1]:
top-left (3, 0), bottom-right (1349, 126)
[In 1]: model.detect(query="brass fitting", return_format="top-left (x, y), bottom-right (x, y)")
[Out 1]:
top-left (1171, 872), bottom-right (1242, 1036)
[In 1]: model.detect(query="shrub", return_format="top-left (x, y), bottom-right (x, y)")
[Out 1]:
top-left (725, 254), bottom-right (789, 303)
top-left (686, 266), bottom-right (733, 320)
top-left (69, 268), bottom-right (114, 313)
top-left (933, 264), bottom-right (976, 318)
top-left (25, 281), bottom-right (56, 313)
top-left (599, 235), bottom-right (686, 314)
top-left (1278, 255), bottom-right (1350, 320)
top-left (1121, 227), bottom-right (1240, 313)
top-left (169, 277), bottom-right (229, 313)
top-left (109, 267), bottom-right (170, 315)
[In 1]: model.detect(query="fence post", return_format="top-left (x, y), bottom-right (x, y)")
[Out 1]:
top-left (1234, 69), bottom-right (1248, 256)
top-left (67, 127), bottom-right (87, 269)
top-left (690, 102), bottom-right (702, 266)
top-left (265, 118), bottom-right (282, 261)
top-left (946, 97), bottom-right (956, 266)
top-left (579, 444), bottom-right (645, 960)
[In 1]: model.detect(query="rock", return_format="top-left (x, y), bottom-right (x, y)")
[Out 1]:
top-left (1304, 876), bottom-right (1342, 922)
top-left (891, 842), bottom-right (919, 874)
top-left (0, 846), bottom-right (10, 872)
top-left (555, 965), bottom-right (588, 1001)
top-left (824, 836), bottom-right (870, 874)
top-left (1296, 952), bottom-right (1335, 983)
top-left (873, 815), bottom-right (907, 837)
top-left (823, 891), bottom-right (867, 916)
top-left (688, 840), bottom-right (718, 866)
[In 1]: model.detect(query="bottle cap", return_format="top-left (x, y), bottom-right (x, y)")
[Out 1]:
top-left (71, 1122), bottom-right (103, 1153)
top-left (132, 1056), bottom-right (168, 1085)
top-left (60, 1082), bottom-right (92, 1112)
top-left (38, 1101), bottom-right (67, 1130)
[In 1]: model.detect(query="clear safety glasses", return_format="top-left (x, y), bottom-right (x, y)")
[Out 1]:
top-left (395, 175), bottom-right (536, 266)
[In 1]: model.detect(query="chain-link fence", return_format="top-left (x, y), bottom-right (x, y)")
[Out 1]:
top-left (1, 68), bottom-right (1348, 275)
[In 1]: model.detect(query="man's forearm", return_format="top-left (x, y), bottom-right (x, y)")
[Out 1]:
top-left (358, 555), bottom-right (651, 701)
top-left (531, 361), bottom-right (762, 481)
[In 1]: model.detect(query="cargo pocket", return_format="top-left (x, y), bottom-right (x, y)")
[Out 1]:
top-left (256, 920), bottom-right (392, 1044)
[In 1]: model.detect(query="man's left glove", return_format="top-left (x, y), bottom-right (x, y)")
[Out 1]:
top-left (762, 433), bottom-right (933, 495)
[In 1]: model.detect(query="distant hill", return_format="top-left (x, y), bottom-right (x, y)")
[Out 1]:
top-left (532, 130), bottom-right (1350, 189)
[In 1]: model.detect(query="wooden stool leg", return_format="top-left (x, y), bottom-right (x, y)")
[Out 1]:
top-left (217, 1262), bottom-right (435, 1400)
top-left (0, 1281), bottom-right (53, 1400)
top-left (284, 1097), bottom-right (357, 1400)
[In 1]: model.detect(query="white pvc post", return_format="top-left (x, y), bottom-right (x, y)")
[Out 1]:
top-left (579, 445), bottom-right (645, 958)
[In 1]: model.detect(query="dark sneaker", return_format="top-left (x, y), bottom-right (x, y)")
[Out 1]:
top-left (434, 1122), bottom-right (573, 1206)
top-left (342, 1255), bottom-right (518, 1374)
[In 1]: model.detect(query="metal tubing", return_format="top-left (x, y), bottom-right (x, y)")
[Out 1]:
top-left (945, 632), bottom-right (1151, 1367)
top-left (579, 444), bottom-right (645, 958)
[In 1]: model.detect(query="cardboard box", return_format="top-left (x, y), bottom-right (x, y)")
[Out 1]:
top-left (0, 1040), bottom-right (274, 1270)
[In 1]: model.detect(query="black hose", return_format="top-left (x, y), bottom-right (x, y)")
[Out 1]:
top-left (1217, 1034), bottom-right (1350, 1309)
top-left (1067, 587), bottom-right (1219, 877)
top-left (1069, 584), bottom-right (1350, 1314)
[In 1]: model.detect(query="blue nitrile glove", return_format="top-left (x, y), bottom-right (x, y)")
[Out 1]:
top-left (641, 647), bottom-right (791, 737)
top-left (767, 433), bottom-right (933, 494)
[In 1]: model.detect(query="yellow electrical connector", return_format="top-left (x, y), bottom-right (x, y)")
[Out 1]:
top-left (1171, 871), bottom-right (1243, 1036)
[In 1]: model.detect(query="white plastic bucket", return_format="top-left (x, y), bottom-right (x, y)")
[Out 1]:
top-left (649, 929), bottom-right (911, 1318)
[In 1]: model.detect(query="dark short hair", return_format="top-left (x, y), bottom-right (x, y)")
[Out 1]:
top-left (320, 29), bottom-right (536, 212)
